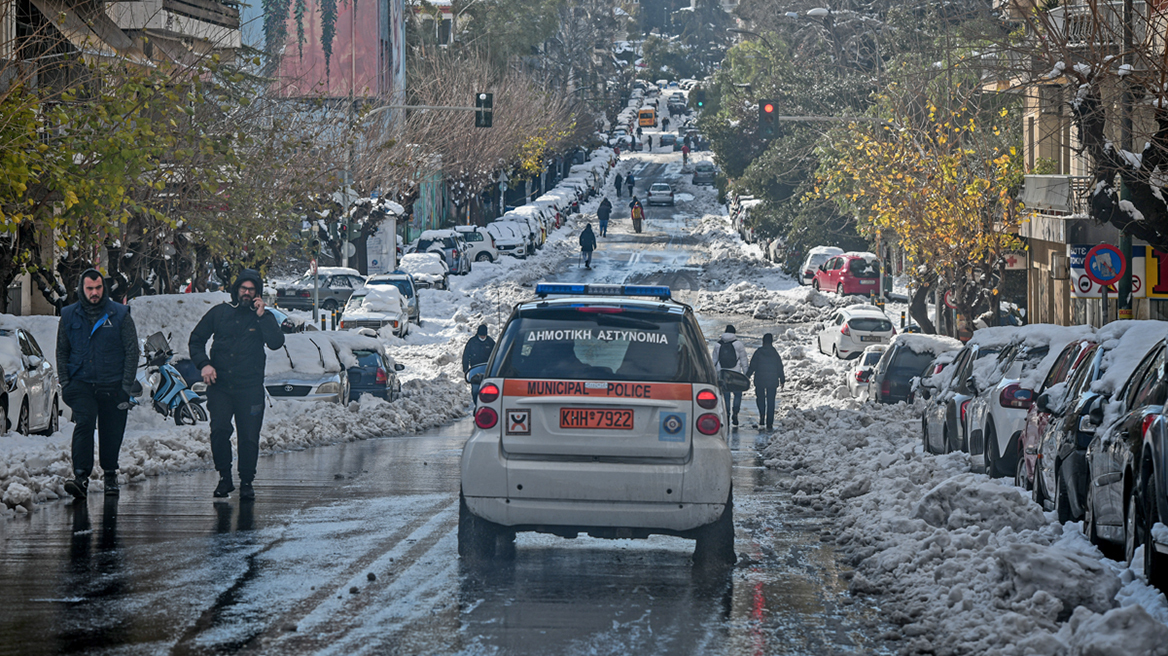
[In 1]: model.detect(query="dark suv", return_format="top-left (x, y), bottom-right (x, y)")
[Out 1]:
top-left (874, 336), bottom-right (961, 405)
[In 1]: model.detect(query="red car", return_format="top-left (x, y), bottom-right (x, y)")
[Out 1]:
top-left (812, 253), bottom-right (882, 295)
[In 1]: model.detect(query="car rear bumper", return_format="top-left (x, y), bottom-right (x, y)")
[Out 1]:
top-left (465, 496), bottom-right (725, 534)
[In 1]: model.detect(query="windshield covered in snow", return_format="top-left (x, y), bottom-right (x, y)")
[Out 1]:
top-left (490, 308), bottom-right (714, 383)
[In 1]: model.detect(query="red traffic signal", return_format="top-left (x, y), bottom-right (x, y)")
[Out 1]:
top-left (763, 103), bottom-right (775, 113)
top-left (759, 100), bottom-right (778, 138)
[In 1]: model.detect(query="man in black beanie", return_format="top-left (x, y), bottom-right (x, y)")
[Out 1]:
top-left (462, 324), bottom-right (495, 403)
top-left (746, 333), bottom-right (786, 431)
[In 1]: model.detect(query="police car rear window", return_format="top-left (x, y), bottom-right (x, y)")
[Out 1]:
top-left (490, 308), bottom-right (713, 383)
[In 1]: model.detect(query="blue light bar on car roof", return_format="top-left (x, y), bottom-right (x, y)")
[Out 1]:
top-left (535, 283), bottom-right (672, 300)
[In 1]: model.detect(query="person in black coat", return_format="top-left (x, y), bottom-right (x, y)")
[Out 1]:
top-left (189, 269), bottom-right (285, 499)
top-left (596, 198), bottom-right (612, 237)
top-left (745, 333), bottom-right (786, 431)
top-left (462, 324), bottom-right (495, 403)
top-left (58, 269), bottom-right (140, 499)
top-left (579, 223), bottom-right (598, 269)
top-left (614, 173), bottom-right (624, 198)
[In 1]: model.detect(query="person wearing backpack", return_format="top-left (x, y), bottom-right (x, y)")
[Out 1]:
top-left (711, 325), bottom-right (748, 426)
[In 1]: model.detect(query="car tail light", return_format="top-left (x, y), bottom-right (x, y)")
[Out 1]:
top-left (375, 368), bottom-right (388, 384)
top-left (339, 321), bottom-right (347, 329)
top-left (475, 407), bottom-right (498, 429)
top-left (891, 327), bottom-right (897, 335)
top-left (1000, 384), bottom-right (1034, 409)
top-left (452, 249), bottom-right (459, 258)
top-left (696, 389), bottom-right (718, 409)
top-left (933, 363), bottom-right (946, 375)
top-left (856, 370), bottom-right (870, 382)
top-left (696, 413), bottom-right (721, 435)
top-left (841, 323), bottom-right (851, 336)
top-left (299, 291), bottom-right (311, 297)
top-left (478, 383), bottom-right (500, 403)
top-left (1143, 414), bottom-right (1157, 438)
top-left (881, 379), bottom-right (892, 396)
top-left (961, 399), bottom-right (971, 425)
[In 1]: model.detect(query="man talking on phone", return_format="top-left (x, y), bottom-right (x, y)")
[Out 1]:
top-left (189, 269), bottom-right (284, 500)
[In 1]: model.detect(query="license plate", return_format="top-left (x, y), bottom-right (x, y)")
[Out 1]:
top-left (861, 336), bottom-right (884, 342)
top-left (560, 408), bottom-right (634, 430)
top-left (860, 280), bottom-right (876, 284)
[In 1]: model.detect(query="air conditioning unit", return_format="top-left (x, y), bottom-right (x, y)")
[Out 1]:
top-left (1051, 252), bottom-right (1069, 280)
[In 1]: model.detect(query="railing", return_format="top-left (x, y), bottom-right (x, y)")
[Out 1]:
top-left (1047, 1), bottom-right (1148, 49)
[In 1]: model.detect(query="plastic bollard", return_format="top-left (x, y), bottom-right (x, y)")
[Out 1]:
top-left (901, 311), bottom-right (906, 328)
top-left (331, 311), bottom-right (336, 331)
top-left (320, 316), bottom-right (326, 331)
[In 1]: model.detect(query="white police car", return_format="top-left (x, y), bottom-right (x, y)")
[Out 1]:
top-left (460, 284), bottom-right (736, 566)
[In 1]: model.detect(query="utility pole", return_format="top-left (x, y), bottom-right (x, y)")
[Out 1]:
top-left (1118, 0), bottom-right (1134, 320)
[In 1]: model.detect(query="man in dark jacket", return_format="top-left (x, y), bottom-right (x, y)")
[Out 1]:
top-left (579, 223), bottom-right (598, 269)
top-left (58, 270), bottom-right (139, 499)
top-left (614, 173), bottom-right (624, 198)
top-left (189, 269), bottom-right (285, 499)
top-left (462, 325), bottom-right (495, 403)
top-left (745, 333), bottom-right (786, 431)
top-left (596, 198), bottom-right (612, 237)
top-left (625, 173), bottom-right (636, 196)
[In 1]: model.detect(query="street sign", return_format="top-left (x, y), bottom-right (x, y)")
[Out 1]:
top-left (943, 290), bottom-right (956, 309)
top-left (1070, 244), bottom-right (1145, 299)
top-left (1084, 244), bottom-right (1126, 287)
top-left (311, 259), bottom-right (318, 275)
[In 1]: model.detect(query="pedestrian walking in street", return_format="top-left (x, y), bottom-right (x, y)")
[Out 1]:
top-left (625, 173), bottom-right (636, 197)
top-left (711, 325), bottom-right (749, 427)
top-left (745, 333), bottom-right (785, 431)
top-left (614, 173), bottom-right (624, 198)
top-left (681, 143), bottom-right (690, 166)
top-left (662, 117), bottom-right (670, 131)
top-left (59, 270), bottom-right (139, 500)
top-left (629, 197), bottom-right (644, 233)
top-left (579, 223), bottom-right (597, 269)
top-left (189, 269), bottom-right (285, 500)
top-left (462, 325), bottom-right (495, 404)
top-left (647, 135), bottom-right (653, 151)
top-left (596, 198), bottom-right (612, 237)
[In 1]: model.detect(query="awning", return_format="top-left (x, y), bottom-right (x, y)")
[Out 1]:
top-left (28, 0), bottom-right (149, 64)
top-left (1018, 175), bottom-right (1090, 214)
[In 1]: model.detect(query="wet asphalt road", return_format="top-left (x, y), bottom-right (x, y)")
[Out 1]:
top-left (0, 153), bottom-right (891, 655)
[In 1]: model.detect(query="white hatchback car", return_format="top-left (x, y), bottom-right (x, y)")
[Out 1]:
top-left (847, 345), bottom-right (888, 400)
top-left (0, 327), bottom-right (60, 435)
top-left (459, 283), bottom-right (736, 567)
top-left (453, 225), bottom-right (499, 263)
top-left (817, 307), bottom-right (895, 360)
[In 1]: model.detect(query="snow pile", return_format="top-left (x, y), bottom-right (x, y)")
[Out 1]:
top-left (891, 332), bottom-right (963, 356)
top-left (130, 292), bottom-right (228, 360)
top-left (399, 253), bottom-right (447, 277)
top-left (348, 287), bottom-right (406, 315)
top-left (697, 281), bottom-right (858, 322)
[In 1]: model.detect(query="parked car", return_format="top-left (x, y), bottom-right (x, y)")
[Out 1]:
top-left (344, 332), bottom-right (405, 403)
top-left (453, 225), bottom-right (500, 263)
top-left (817, 306), bottom-right (895, 360)
top-left (275, 267), bottom-right (366, 312)
top-left (268, 306), bottom-right (317, 333)
top-left (812, 252), bottom-right (882, 295)
top-left (398, 253), bottom-right (449, 290)
top-left (647, 182), bottom-right (676, 206)
top-left (691, 161), bottom-right (717, 185)
top-left (847, 345), bottom-right (887, 400)
top-left (798, 246), bottom-right (844, 285)
top-left (264, 334), bottom-right (350, 404)
top-left (872, 334), bottom-right (962, 405)
top-left (920, 341), bottom-right (1001, 455)
top-left (416, 229), bottom-right (472, 276)
top-left (658, 134), bottom-right (678, 149)
top-left (339, 287), bottom-right (410, 337)
top-left (365, 272), bottom-right (421, 325)
top-left (486, 222), bottom-right (528, 260)
top-left (1086, 336), bottom-right (1168, 571)
top-left (0, 327), bottom-right (60, 435)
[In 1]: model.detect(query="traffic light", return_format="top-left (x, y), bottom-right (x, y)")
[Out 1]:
top-left (759, 100), bottom-right (777, 138)
top-left (475, 92), bottom-right (493, 128)
top-left (338, 221), bottom-right (349, 241)
top-left (309, 238), bottom-right (321, 256)
top-left (692, 88), bottom-right (706, 109)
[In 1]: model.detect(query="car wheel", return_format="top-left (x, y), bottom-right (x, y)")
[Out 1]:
top-left (322, 299), bottom-right (338, 312)
top-left (1055, 470), bottom-right (1073, 524)
top-left (985, 424), bottom-right (1003, 479)
top-left (39, 398), bottom-right (59, 436)
top-left (1086, 483), bottom-right (1107, 548)
top-left (476, 252), bottom-right (492, 262)
top-left (458, 491), bottom-right (501, 562)
top-left (693, 488), bottom-right (736, 568)
top-left (1015, 452), bottom-right (1031, 491)
top-left (1142, 476), bottom-right (1168, 589)
top-left (942, 425), bottom-right (953, 454)
top-left (1126, 490), bottom-right (1141, 566)
top-left (812, 279), bottom-right (820, 292)
top-left (832, 345), bottom-right (839, 359)
top-left (17, 402), bottom-right (29, 435)
top-left (836, 283), bottom-right (844, 296)
top-left (0, 402), bottom-right (7, 435)
top-left (922, 416), bottom-right (931, 454)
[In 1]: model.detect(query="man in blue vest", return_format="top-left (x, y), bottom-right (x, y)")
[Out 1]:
top-left (57, 269), bottom-right (139, 499)
top-left (189, 269), bottom-right (285, 500)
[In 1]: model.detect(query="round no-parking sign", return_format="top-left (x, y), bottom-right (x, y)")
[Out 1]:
top-left (1084, 244), bottom-right (1126, 286)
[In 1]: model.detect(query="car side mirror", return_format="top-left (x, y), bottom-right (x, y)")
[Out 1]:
top-left (1035, 392), bottom-right (1052, 414)
top-left (466, 364), bottom-right (487, 385)
top-left (921, 388), bottom-right (932, 401)
top-left (1089, 404), bottom-right (1104, 425)
top-left (26, 355), bottom-right (41, 370)
top-left (814, 322), bottom-right (825, 332)
top-left (718, 369), bottom-right (751, 393)
top-left (967, 376), bottom-right (978, 395)
top-left (395, 363), bottom-right (405, 371)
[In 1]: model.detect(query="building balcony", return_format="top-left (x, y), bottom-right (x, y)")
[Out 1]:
top-left (108, 0), bottom-right (241, 51)
top-left (1047, 1), bottom-right (1147, 50)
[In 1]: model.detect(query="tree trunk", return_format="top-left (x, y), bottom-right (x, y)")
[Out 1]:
top-left (910, 280), bottom-right (936, 334)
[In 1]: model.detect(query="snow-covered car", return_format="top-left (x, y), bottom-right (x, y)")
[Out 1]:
top-left (647, 182), bottom-right (675, 206)
top-left (871, 334), bottom-right (962, 405)
top-left (339, 331), bottom-right (405, 403)
top-left (454, 225), bottom-right (499, 263)
top-left (339, 287), bottom-right (410, 337)
top-left (798, 246), bottom-right (844, 285)
top-left (398, 253), bottom-right (449, 290)
top-left (416, 229), bottom-right (472, 276)
top-left (817, 306), bottom-right (895, 360)
top-left (498, 210), bottom-right (543, 254)
top-left (920, 341), bottom-right (1001, 455)
top-left (264, 334), bottom-right (349, 404)
top-left (0, 327), bottom-right (60, 436)
top-left (847, 345), bottom-right (887, 401)
top-left (459, 283), bottom-right (735, 566)
top-left (365, 272), bottom-right (421, 325)
top-left (486, 222), bottom-right (528, 260)
top-left (267, 306), bottom-right (317, 333)
top-left (812, 252), bottom-right (882, 295)
top-left (509, 205), bottom-right (551, 247)
top-left (275, 267), bottom-right (366, 312)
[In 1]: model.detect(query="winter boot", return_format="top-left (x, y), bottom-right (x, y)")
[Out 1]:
top-left (64, 474), bottom-right (88, 500)
top-left (731, 413), bottom-right (739, 427)
top-left (239, 482), bottom-right (255, 501)
top-left (213, 472), bottom-right (235, 498)
top-left (103, 473), bottom-right (120, 497)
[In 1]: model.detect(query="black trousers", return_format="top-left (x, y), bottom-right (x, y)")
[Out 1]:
top-left (64, 381), bottom-right (128, 477)
top-left (755, 385), bottom-right (778, 428)
top-left (206, 384), bottom-right (266, 483)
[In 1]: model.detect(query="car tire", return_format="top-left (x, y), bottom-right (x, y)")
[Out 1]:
top-left (942, 425), bottom-right (953, 454)
top-left (836, 283), bottom-right (844, 296)
top-left (458, 491), bottom-right (501, 562)
top-left (693, 488), bottom-right (736, 568)
top-left (812, 279), bottom-right (820, 292)
top-left (985, 424), bottom-right (1003, 479)
top-left (476, 252), bottom-right (493, 262)
top-left (0, 402), bottom-right (7, 435)
top-left (1086, 483), bottom-right (1107, 548)
top-left (38, 397), bottom-right (59, 436)
top-left (1055, 470), bottom-right (1073, 524)
top-left (1142, 476), bottom-right (1168, 590)
top-left (1015, 452), bottom-right (1031, 492)
top-left (17, 402), bottom-right (29, 435)
top-left (832, 345), bottom-right (840, 359)
top-left (922, 416), bottom-right (931, 454)
top-left (1126, 490), bottom-right (1141, 566)
top-left (322, 299), bottom-right (338, 312)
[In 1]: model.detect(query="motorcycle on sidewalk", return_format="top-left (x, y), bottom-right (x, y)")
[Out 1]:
top-left (119, 332), bottom-right (208, 425)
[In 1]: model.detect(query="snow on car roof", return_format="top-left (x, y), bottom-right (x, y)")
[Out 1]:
top-left (419, 229), bottom-right (461, 240)
top-left (1093, 320), bottom-right (1168, 396)
top-left (890, 332), bottom-right (963, 356)
top-left (808, 246), bottom-right (844, 255)
top-left (304, 266), bottom-right (363, 278)
top-left (348, 286), bottom-right (405, 315)
top-left (398, 253), bottom-right (446, 275)
top-left (266, 333), bottom-right (343, 376)
top-left (842, 251), bottom-right (878, 261)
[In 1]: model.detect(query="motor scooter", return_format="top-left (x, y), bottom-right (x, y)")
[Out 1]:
top-left (120, 332), bottom-right (208, 425)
